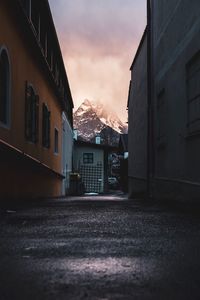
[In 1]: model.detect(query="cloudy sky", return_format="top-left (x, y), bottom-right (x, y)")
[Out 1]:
top-left (49, 0), bottom-right (146, 122)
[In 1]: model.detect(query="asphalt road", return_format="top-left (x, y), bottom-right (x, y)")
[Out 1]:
top-left (0, 194), bottom-right (200, 300)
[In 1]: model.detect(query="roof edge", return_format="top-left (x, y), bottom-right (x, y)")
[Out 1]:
top-left (130, 26), bottom-right (147, 71)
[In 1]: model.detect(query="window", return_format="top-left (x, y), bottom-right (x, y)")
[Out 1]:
top-left (50, 51), bottom-right (53, 71)
top-left (20, 0), bottom-right (31, 18)
top-left (55, 64), bottom-right (59, 84)
top-left (0, 47), bottom-right (11, 127)
top-left (83, 153), bottom-right (94, 164)
top-left (186, 51), bottom-right (200, 133)
top-left (46, 35), bottom-right (52, 67)
top-left (25, 82), bottom-right (39, 142)
top-left (42, 103), bottom-right (50, 148)
top-left (157, 89), bottom-right (166, 144)
top-left (54, 128), bottom-right (59, 154)
top-left (31, 0), bottom-right (40, 37)
top-left (40, 21), bottom-right (47, 56)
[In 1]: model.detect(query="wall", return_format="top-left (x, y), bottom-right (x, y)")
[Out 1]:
top-left (73, 145), bottom-right (105, 193)
top-left (152, 0), bottom-right (200, 201)
top-left (61, 112), bottom-right (73, 195)
top-left (0, 144), bottom-right (62, 200)
top-left (128, 32), bottom-right (147, 197)
top-left (0, 2), bottom-right (65, 199)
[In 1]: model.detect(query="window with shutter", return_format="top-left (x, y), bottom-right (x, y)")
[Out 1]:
top-left (42, 103), bottom-right (50, 148)
top-left (0, 48), bottom-right (11, 127)
top-left (54, 128), bottom-right (59, 154)
top-left (25, 82), bottom-right (39, 143)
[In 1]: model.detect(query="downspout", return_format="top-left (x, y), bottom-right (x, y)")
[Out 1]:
top-left (147, 0), bottom-right (153, 199)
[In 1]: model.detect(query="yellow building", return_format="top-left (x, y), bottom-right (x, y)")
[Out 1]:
top-left (0, 0), bottom-right (73, 200)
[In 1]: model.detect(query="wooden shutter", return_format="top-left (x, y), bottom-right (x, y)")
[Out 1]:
top-left (47, 110), bottom-right (51, 148)
top-left (25, 81), bottom-right (32, 140)
top-left (35, 95), bottom-right (39, 143)
top-left (42, 103), bottom-right (50, 148)
top-left (42, 103), bottom-right (46, 146)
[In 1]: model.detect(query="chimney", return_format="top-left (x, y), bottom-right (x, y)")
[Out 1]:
top-left (95, 135), bottom-right (101, 144)
top-left (73, 129), bottom-right (78, 140)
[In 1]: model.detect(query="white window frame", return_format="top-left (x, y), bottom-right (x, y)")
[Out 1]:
top-left (54, 127), bottom-right (59, 155)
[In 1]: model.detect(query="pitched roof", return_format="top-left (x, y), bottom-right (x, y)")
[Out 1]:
top-left (74, 139), bottom-right (116, 150)
top-left (130, 27), bottom-right (147, 71)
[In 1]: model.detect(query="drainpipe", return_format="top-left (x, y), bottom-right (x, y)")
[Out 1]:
top-left (147, 0), bottom-right (153, 199)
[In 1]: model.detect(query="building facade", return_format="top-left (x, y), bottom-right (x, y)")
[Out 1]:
top-left (62, 112), bottom-right (73, 195)
top-left (118, 134), bottom-right (128, 192)
top-left (73, 140), bottom-right (109, 194)
top-left (152, 0), bottom-right (200, 201)
top-left (129, 1), bottom-right (200, 202)
top-left (128, 30), bottom-right (148, 197)
top-left (0, 0), bottom-right (73, 199)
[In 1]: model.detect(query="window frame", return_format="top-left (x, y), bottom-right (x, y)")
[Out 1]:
top-left (83, 153), bottom-right (94, 164)
top-left (30, 0), bottom-right (40, 38)
top-left (42, 103), bottom-right (51, 148)
top-left (54, 127), bottom-right (59, 154)
top-left (25, 82), bottom-right (39, 143)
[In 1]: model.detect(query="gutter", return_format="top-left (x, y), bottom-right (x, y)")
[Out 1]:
top-left (147, 0), bottom-right (154, 199)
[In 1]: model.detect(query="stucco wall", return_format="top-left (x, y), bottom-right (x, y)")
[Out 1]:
top-left (0, 146), bottom-right (62, 200)
top-left (0, 2), bottom-right (68, 198)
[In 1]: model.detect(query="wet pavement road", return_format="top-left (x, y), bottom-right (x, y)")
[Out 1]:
top-left (0, 194), bottom-right (200, 300)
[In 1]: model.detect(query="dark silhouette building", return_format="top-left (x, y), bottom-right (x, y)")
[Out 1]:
top-left (128, 1), bottom-right (200, 201)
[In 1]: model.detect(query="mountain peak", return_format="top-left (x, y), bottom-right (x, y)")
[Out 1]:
top-left (82, 99), bottom-right (92, 106)
top-left (81, 99), bottom-right (103, 110)
top-left (74, 99), bottom-right (128, 144)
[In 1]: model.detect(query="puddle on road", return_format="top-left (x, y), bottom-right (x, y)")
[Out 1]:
top-left (68, 194), bottom-right (127, 202)
top-left (56, 257), bottom-right (149, 277)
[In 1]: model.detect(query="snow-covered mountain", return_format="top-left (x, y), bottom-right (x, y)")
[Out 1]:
top-left (73, 99), bottom-right (128, 144)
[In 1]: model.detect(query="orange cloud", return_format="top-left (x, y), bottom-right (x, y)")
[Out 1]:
top-left (49, 0), bottom-right (146, 122)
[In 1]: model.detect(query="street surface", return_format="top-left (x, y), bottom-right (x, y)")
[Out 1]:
top-left (0, 194), bottom-right (200, 299)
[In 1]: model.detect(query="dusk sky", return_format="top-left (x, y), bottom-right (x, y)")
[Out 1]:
top-left (49, 0), bottom-right (146, 122)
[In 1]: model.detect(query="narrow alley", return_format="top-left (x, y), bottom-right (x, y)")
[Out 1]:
top-left (1, 194), bottom-right (200, 300)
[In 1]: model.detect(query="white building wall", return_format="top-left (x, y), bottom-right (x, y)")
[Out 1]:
top-left (73, 145), bottom-right (105, 193)
top-left (61, 112), bottom-right (73, 195)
